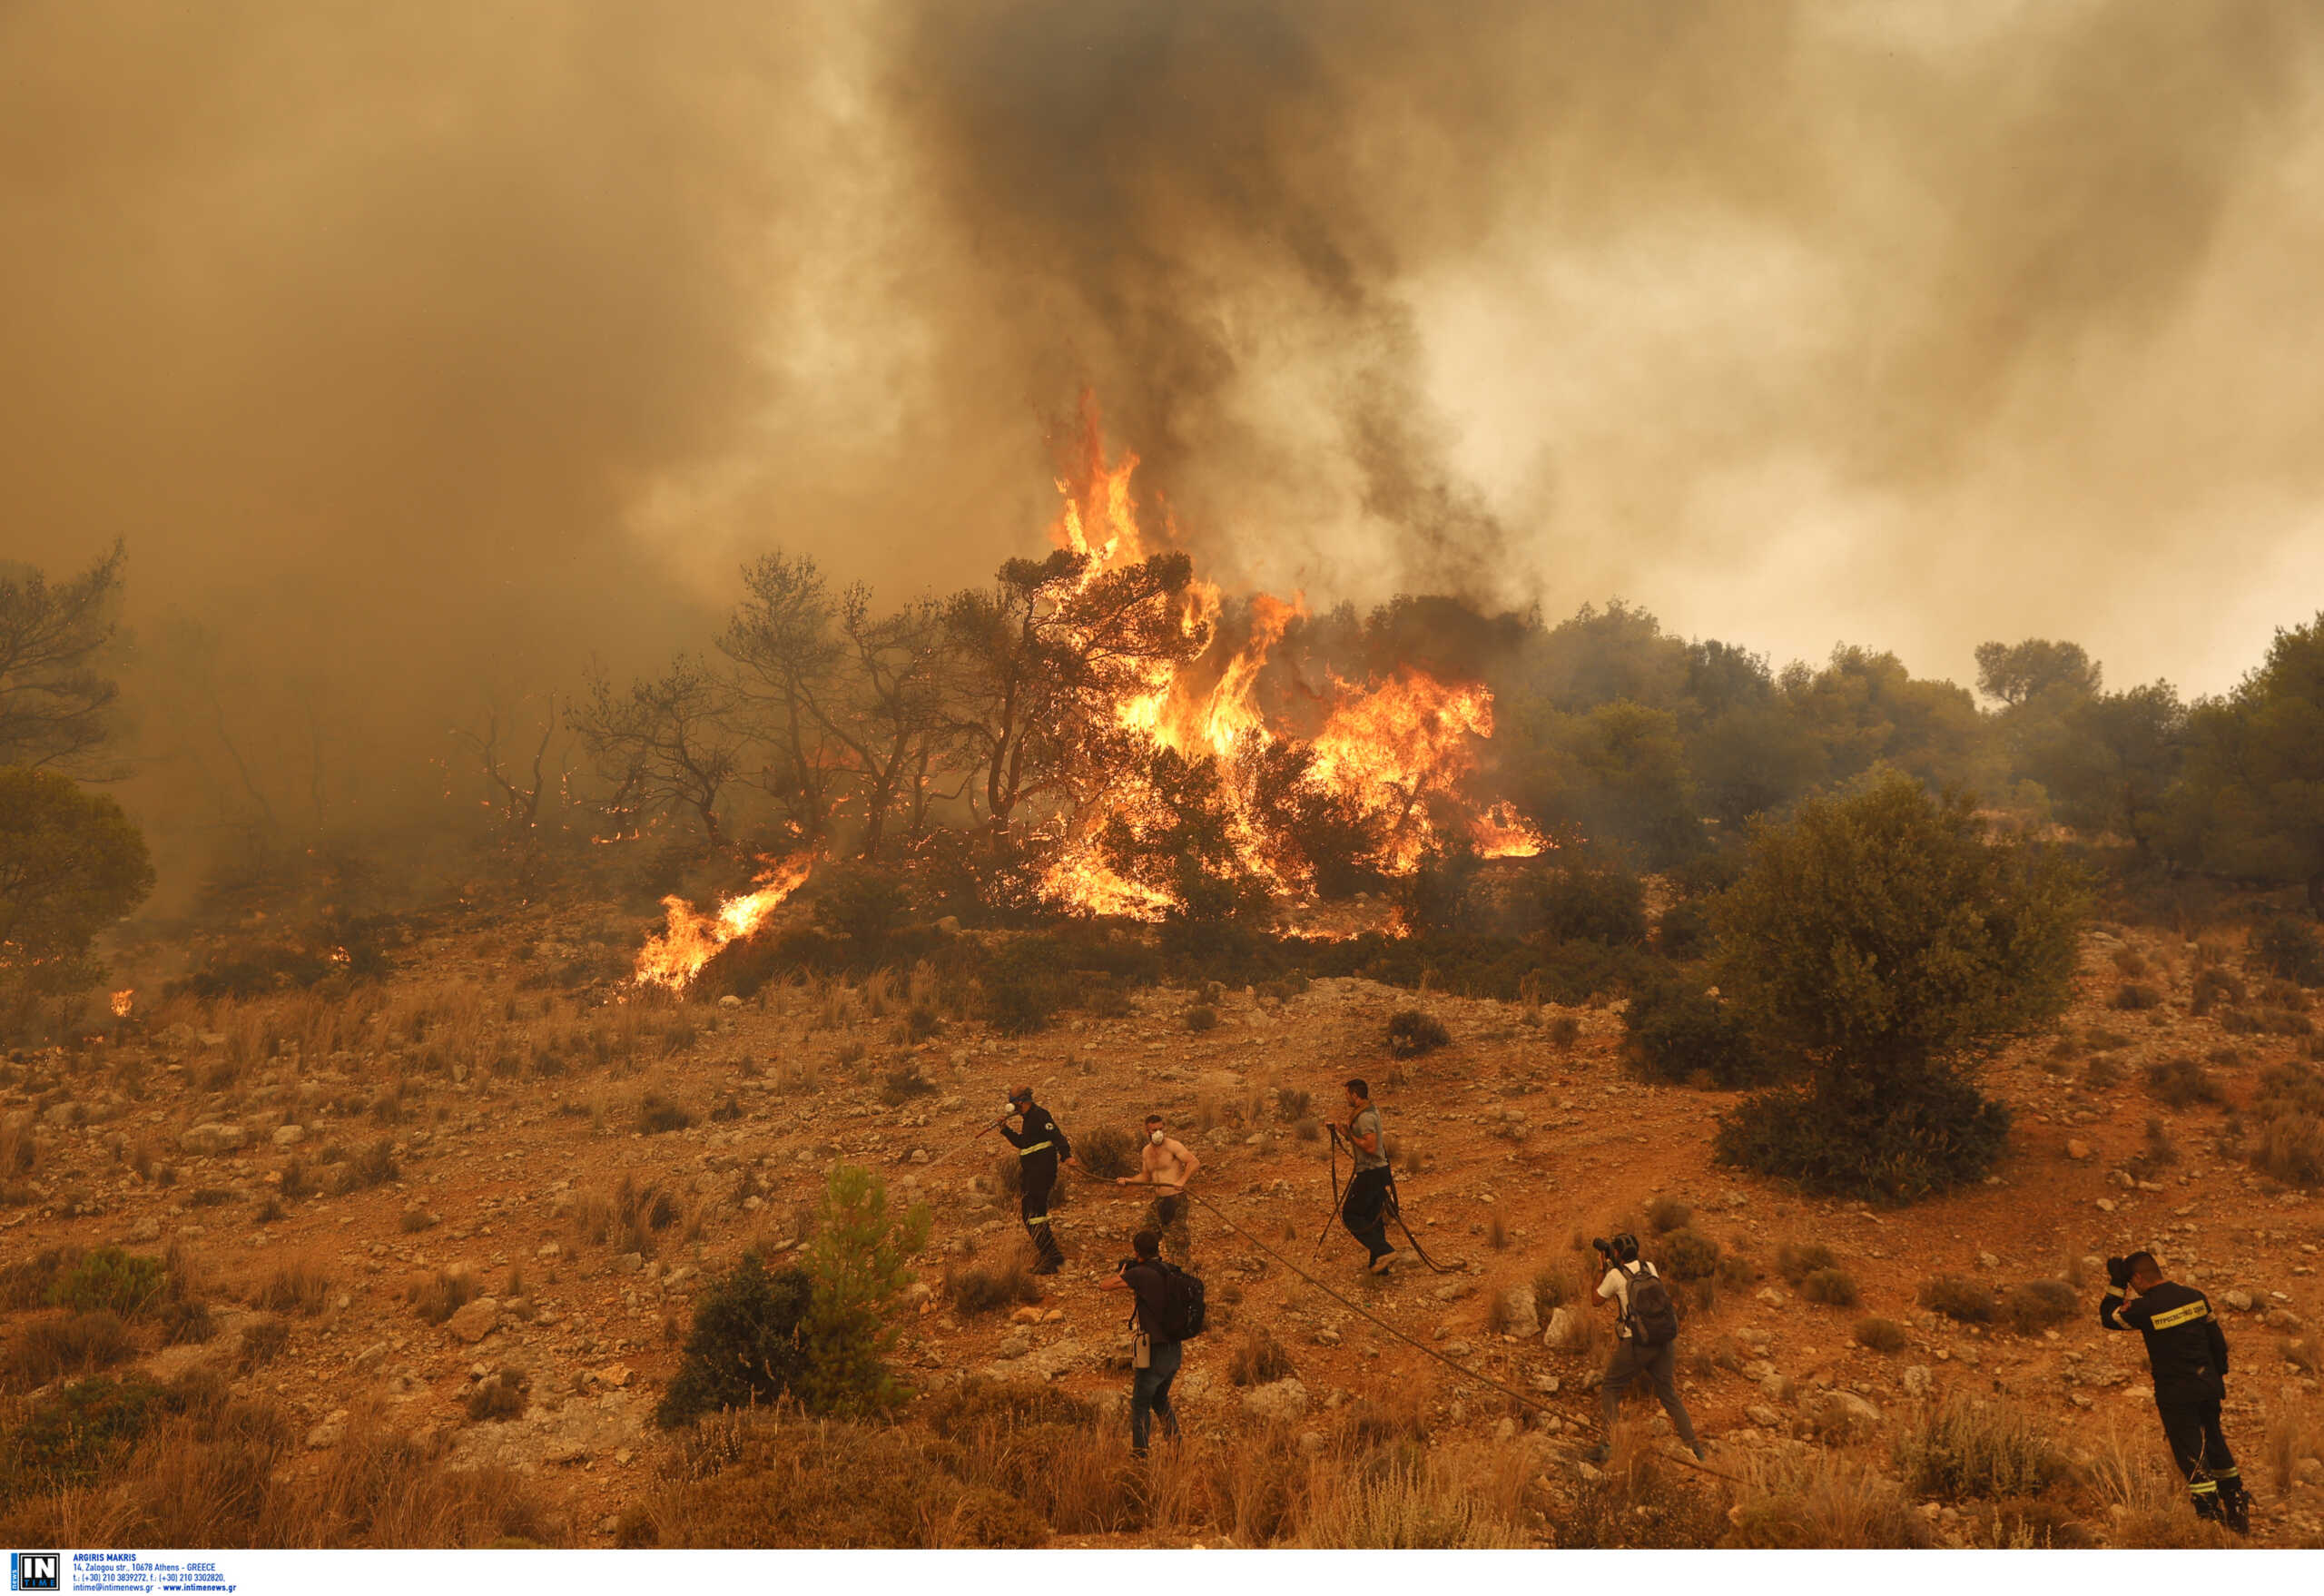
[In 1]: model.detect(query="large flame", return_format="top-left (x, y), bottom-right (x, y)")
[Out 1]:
top-left (633, 854), bottom-right (813, 990)
top-left (1037, 403), bottom-right (1537, 917)
top-left (110, 989), bottom-right (134, 1019)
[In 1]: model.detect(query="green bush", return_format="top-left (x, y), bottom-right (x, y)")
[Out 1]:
top-left (1919, 1276), bottom-right (1994, 1324)
top-left (1711, 776), bottom-right (2081, 1202)
top-left (0, 767), bottom-right (156, 1001)
top-left (1386, 1009), bottom-right (1451, 1057)
top-left (1716, 1075), bottom-right (2012, 1206)
top-left (1537, 862), bottom-right (1649, 947)
top-left (2002, 1279), bottom-right (2078, 1335)
top-left (2252, 917), bottom-right (2324, 986)
top-left (1622, 980), bottom-right (1777, 1089)
top-left (49, 1247), bottom-right (168, 1317)
top-left (655, 1252), bottom-right (815, 1428)
top-left (799, 1163), bottom-right (931, 1418)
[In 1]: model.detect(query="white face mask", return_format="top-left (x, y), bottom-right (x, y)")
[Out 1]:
top-left (1003, 1102), bottom-right (1020, 1117)
top-left (1149, 1128), bottom-right (1165, 1145)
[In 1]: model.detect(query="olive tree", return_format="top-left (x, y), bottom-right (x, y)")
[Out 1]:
top-left (1711, 772), bottom-right (2083, 1201)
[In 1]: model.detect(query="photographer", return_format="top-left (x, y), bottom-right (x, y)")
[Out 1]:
top-left (1098, 1228), bottom-right (1186, 1456)
top-left (2100, 1251), bottom-right (2247, 1534)
top-left (1588, 1232), bottom-right (1704, 1463)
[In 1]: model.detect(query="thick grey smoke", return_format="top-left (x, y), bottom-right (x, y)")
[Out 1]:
top-left (4, 0), bottom-right (2322, 880)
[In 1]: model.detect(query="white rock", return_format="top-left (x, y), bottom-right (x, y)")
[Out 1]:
top-left (1498, 1285), bottom-right (1540, 1338)
top-left (271, 1124), bottom-right (305, 1148)
top-left (1241, 1378), bottom-right (1310, 1424)
top-left (2222, 1289), bottom-right (2254, 1312)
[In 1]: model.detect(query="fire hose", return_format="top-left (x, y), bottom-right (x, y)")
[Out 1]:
top-left (1315, 1122), bottom-right (1463, 1275)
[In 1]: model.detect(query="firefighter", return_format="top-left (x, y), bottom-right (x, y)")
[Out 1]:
top-left (997, 1084), bottom-right (1073, 1274)
top-left (2100, 1250), bottom-right (2248, 1534)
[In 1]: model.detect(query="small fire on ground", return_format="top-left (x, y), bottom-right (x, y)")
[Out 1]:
top-left (633, 855), bottom-right (814, 991)
top-left (110, 989), bottom-right (134, 1018)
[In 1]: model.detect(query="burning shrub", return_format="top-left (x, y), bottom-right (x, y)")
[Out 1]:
top-left (1386, 1009), bottom-right (1451, 1057)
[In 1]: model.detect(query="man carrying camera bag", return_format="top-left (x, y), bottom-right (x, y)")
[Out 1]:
top-left (2100, 1250), bottom-right (2247, 1534)
top-left (1588, 1232), bottom-right (1705, 1463)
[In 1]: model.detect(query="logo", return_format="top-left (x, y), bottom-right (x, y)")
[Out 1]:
top-left (10, 1554), bottom-right (59, 1593)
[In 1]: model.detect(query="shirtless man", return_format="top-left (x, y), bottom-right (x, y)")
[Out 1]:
top-left (1118, 1113), bottom-right (1199, 1225)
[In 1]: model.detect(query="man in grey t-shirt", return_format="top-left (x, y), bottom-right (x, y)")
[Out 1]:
top-left (1338, 1078), bottom-right (1396, 1274)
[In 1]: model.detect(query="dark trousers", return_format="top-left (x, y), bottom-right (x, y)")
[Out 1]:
top-left (2157, 1397), bottom-right (2240, 1512)
top-left (1131, 1337), bottom-right (1183, 1453)
top-left (1342, 1167), bottom-right (1393, 1261)
top-left (1600, 1337), bottom-right (1700, 1450)
top-left (1020, 1167), bottom-right (1062, 1269)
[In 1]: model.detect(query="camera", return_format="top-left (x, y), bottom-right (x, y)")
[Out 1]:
top-left (1590, 1237), bottom-right (1611, 1256)
top-left (2106, 1256), bottom-right (2131, 1289)
top-left (1594, 1233), bottom-right (1640, 1265)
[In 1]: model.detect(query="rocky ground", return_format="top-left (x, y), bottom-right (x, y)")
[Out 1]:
top-left (4, 906), bottom-right (2321, 1548)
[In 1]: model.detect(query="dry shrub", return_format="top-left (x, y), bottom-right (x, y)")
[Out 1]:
top-left (635, 1093), bottom-right (694, 1136)
top-left (1228, 1326), bottom-right (1295, 1387)
top-left (943, 1251), bottom-right (1040, 1317)
top-left (1547, 1014), bottom-right (1583, 1049)
top-left (2002, 1279), bottom-right (2078, 1335)
top-left (1799, 1267), bottom-right (1858, 1307)
top-left (3, 1311), bottom-right (136, 1392)
top-left (1075, 1126), bottom-right (1139, 1179)
top-left (1898, 1393), bottom-right (2071, 1502)
top-left (405, 1268), bottom-right (478, 1327)
top-left (1552, 1432), bottom-right (1727, 1549)
top-left (1275, 1089), bottom-right (1312, 1123)
top-left (290, 1417), bottom-right (558, 1546)
top-left (465, 1368), bottom-right (529, 1424)
top-left (1962, 1494), bottom-right (2095, 1549)
top-left (2111, 982), bottom-right (2162, 1011)
top-left (1726, 1449), bottom-right (1929, 1548)
top-left (2263, 1403), bottom-right (2323, 1492)
top-left (1646, 1197), bottom-right (1691, 1234)
top-left (1295, 1442), bottom-right (1529, 1549)
top-left (2248, 1062), bottom-right (2324, 1187)
top-left (1918, 1275), bottom-right (1994, 1324)
top-left (235, 1317), bottom-right (290, 1373)
top-left (2086, 1418), bottom-right (2231, 1548)
top-left (326, 1138), bottom-right (399, 1196)
top-left (2144, 1057), bottom-right (2222, 1108)
top-left (1775, 1241), bottom-right (1837, 1285)
top-left (251, 1257), bottom-right (330, 1316)
top-left (1385, 1009), bottom-right (1451, 1057)
top-left (1853, 1316), bottom-right (1908, 1353)
top-left (625, 1410), bottom-right (1035, 1548)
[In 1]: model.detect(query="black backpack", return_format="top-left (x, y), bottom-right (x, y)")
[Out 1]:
top-left (1621, 1262), bottom-right (1679, 1348)
top-left (1130, 1260), bottom-right (1206, 1342)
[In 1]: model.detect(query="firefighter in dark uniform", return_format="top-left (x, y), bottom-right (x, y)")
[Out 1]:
top-left (997, 1085), bottom-right (1074, 1274)
top-left (2100, 1250), bottom-right (2248, 1534)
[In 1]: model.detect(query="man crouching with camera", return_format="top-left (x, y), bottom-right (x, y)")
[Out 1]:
top-left (1588, 1232), bottom-right (1705, 1464)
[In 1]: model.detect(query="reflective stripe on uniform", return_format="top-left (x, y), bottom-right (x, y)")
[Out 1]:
top-left (2149, 1300), bottom-right (2210, 1330)
top-left (2190, 1480), bottom-right (2219, 1494)
top-left (1017, 1141), bottom-right (1052, 1157)
top-left (1026, 1214), bottom-right (1049, 1225)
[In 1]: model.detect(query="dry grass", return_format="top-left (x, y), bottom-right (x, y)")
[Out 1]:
top-left (1896, 1393), bottom-right (2071, 1502)
top-left (1726, 1449), bottom-right (1929, 1548)
top-left (2, 1311), bottom-right (136, 1392)
top-left (2085, 1417), bottom-right (2231, 1548)
top-left (1227, 1326), bottom-right (1296, 1387)
top-left (250, 1256), bottom-right (331, 1316)
top-left (2001, 1279), bottom-right (2078, 1335)
top-left (404, 1267), bottom-right (479, 1327)
top-left (1918, 1275), bottom-right (1994, 1323)
top-left (942, 1250), bottom-right (1041, 1317)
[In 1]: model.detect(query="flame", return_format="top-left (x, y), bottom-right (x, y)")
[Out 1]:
top-left (1034, 403), bottom-right (1534, 919)
top-left (110, 989), bottom-right (134, 1018)
top-left (633, 854), bottom-right (814, 990)
top-left (1471, 801), bottom-right (1550, 860)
